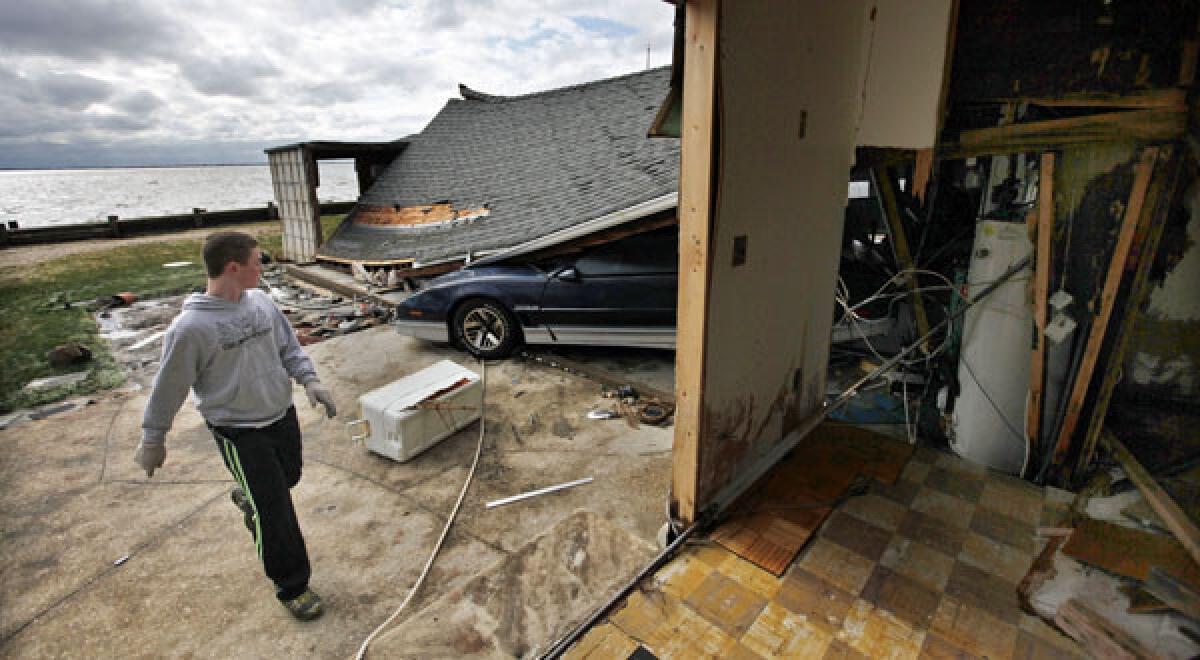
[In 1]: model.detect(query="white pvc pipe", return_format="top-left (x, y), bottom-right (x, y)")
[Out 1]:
top-left (485, 477), bottom-right (593, 509)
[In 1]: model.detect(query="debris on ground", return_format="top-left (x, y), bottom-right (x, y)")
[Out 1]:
top-left (92, 266), bottom-right (394, 390)
top-left (1, 396), bottom-right (96, 429)
top-left (484, 477), bottom-right (594, 509)
top-left (24, 371), bottom-right (90, 391)
top-left (46, 343), bottom-right (92, 368)
top-left (127, 330), bottom-right (166, 351)
top-left (636, 400), bottom-right (674, 426)
top-left (1019, 464), bottom-right (1200, 658)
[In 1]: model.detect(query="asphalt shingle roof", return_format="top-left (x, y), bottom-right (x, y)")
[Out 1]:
top-left (318, 66), bottom-right (680, 264)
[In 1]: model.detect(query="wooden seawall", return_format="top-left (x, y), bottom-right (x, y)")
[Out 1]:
top-left (0, 201), bottom-right (355, 247)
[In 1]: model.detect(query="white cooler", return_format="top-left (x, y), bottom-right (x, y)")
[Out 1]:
top-left (347, 360), bottom-right (482, 462)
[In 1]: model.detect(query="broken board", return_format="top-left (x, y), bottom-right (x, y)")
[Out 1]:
top-left (1063, 517), bottom-right (1200, 593)
top-left (1020, 533), bottom-right (1200, 657)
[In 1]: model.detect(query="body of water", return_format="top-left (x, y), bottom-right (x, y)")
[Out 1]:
top-left (0, 162), bottom-right (360, 228)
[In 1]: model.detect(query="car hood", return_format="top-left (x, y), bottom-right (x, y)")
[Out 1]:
top-left (421, 264), bottom-right (544, 290)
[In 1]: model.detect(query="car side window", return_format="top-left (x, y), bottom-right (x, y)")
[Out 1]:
top-left (574, 244), bottom-right (626, 276)
top-left (574, 228), bottom-right (679, 276)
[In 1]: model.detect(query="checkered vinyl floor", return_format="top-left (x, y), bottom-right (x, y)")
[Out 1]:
top-left (566, 446), bottom-right (1084, 659)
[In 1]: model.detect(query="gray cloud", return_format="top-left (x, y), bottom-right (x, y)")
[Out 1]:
top-left (180, 55), bottom-right (280, 99)
top-left (115, 91), bottom-right (166, 115)
top-left (36, 73), bottom-right (114, 110)
top-left (427, 0), bottom-right (465, 29)
top-left (0, 67), bottom-right (119, 138)
top-left (0, 0), bottom-right (189, 61)
top-left (90, 114), bottom-right (154, 132)
top-left (0, 109), bottom-right (65, 139)
top-left (299, 81), bottom-right (365, 107)
top-left (0, 138), bottom-right (281, 168)
top-left (284, 0), bottom-right (389, 19)
top-left (365, 59), bottom-right (439, 93)
top-left (0, 1), bottom-right (676, 167)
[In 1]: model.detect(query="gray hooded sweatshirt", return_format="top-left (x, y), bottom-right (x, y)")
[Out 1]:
top-left (141, 289), bottom-right (318, 446)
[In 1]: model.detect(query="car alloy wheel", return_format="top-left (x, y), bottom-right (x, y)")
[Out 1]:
top-left (453, 299), bottom-right (519, 358)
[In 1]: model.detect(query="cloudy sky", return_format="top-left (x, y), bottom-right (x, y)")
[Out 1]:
top-left (0, 0), bottom-right (676, 169)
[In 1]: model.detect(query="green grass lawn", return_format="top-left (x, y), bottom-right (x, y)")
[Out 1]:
top-left (0, 215), bottom-right (346, 413)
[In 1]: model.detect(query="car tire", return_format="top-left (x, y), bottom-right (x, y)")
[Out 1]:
top-left (451, 298), bottom-right (520, 359)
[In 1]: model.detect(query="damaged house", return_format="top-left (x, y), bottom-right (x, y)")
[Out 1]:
top-left (259, 0), bottom-right (1200, 656)
top-left (315, 67), bottom-right (679, 276)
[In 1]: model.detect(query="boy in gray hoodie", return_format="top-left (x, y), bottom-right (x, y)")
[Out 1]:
top-left (134, 231), bottom-right (336, 621)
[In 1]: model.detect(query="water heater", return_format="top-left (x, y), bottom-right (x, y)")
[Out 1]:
top-left (949, 221), bottom-right (1032, 474)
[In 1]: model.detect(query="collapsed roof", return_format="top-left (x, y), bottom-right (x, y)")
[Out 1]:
top-left (318, 66), bottom-right (680, 267)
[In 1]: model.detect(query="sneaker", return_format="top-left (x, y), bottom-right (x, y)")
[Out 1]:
top-left (282, 589), bottom-right (324, 621)
top-left (230, 487), bottom-right (255, 534)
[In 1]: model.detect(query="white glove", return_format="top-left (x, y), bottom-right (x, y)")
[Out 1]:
top-left (305, 381), bottom-right (337, 418)
top-left (134, 441), bottom-right (167, 477)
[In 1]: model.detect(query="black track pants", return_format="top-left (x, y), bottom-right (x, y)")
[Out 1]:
top-left (211, 406), bottom-right (311, 601)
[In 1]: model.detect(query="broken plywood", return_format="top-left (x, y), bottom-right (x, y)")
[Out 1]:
top-left (1019, 528), bottom-right (1200, 657)
top-left (1062, 517), bottom-right (1200, 593)
top-left (353, 203), bottom-right (489, 227)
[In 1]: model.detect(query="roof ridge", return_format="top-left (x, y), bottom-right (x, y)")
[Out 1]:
top-left (456, 65), bottom-right (670, 103)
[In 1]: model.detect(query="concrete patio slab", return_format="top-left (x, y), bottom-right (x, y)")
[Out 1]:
top-left (0, 326), bottom-right (672, 658)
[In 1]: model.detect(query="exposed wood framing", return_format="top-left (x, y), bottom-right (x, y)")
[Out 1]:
top-left (313, 254), bottom-right (415, 267)
top-left (986, 88), bottom-right (1186, 111)
top-left (873, 165), bottom-right (931, 341)
top-left (283, 264), bottom-right (400, 308)
top-left (671, 0), bottom-right (719, 525)
top-left (1182, 16), bottom-right (1200, 87)
top-left (356, 260), bottom-right (463, 278)
top-left (1183, 42), bottom-right (1199, 86)
top-left (912, 148), bottom-right (934, 204)
top-left (943, 109), bottom-right (1185, 158)
top-left (1026, 152), bottom-right (1054, 455)
top-left (1075, 147), bottom-right (1182, 475)
top-left (1103, 431), bottom-right (1200, 572)
top-left (1050, 148), bottom-right (1157, 469)
top-left (932, 0), bottom-right (960, 142)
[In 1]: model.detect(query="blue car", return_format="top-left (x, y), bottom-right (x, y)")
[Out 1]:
top-left (393, 226), bottom-right (678, 358)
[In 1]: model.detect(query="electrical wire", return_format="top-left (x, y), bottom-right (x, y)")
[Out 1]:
top-left (903, 378), bottom-right (916, 445)
top-left (835, 265), bottom-right (1033, 372)
top-left (354, 358), bottom-right (488, 660)
top-left (1021, 390), bottom-right (1033, 478)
